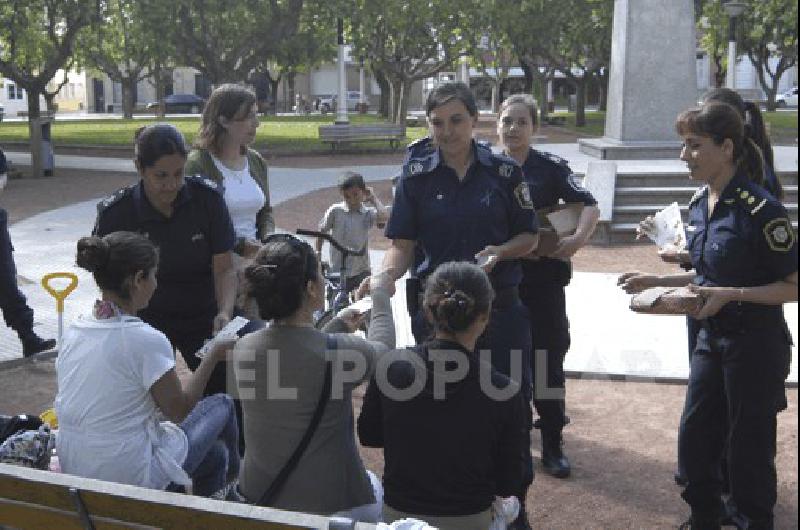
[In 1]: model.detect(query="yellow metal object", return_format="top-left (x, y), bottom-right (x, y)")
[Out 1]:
top-left (41, 273), bottom-right (79, 313)
top-left (40, 408), bottom-right (58, 429)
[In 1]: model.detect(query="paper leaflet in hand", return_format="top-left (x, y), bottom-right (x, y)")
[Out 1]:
top-left (195, 316), bottom-right (250, 358)
top-left (640, 202), bottom-right (686, 250)
top-left (349, 296), bottom-right (372, 315)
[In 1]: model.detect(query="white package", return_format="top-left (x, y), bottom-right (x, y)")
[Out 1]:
top-left (640, 202), bottom-right (686, 250)
top-left (195, 316), bottom-right (250, 358)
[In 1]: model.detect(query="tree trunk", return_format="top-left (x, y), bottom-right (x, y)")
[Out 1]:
top-left (395, 79), bottom-right (413, 126)
top-left (121, 78), bottom-right (136, 119)
top-left (520, 60), bottom-right (534, 94)
top-left (153, 65), bottom-right (167, 118)
top-left (372, 66), bottom-right (391, 118)
top-left (575, 76), bottom-right (586, 127)
top-left (44, 94), bottom-right (58, 113)
top-left (389, 77), bottom-right (402, 123)
top-left (597, 71), bottom-right (608, 112)
top-left (26, 89), bottom-right (47, 178)
top-left (268, 79), bottom-right (280, 114)
top-left (539, 74), bottom-right (549, 123)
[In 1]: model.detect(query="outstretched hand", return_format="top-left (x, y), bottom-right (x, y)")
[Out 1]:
top-left (617, 271), bottom-right (659, 294)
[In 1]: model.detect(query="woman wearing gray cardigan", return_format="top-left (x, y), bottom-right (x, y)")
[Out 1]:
top-left (231, 233), bottom-right (394, 521)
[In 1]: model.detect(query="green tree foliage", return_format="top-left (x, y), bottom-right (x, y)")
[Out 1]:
top-left (740, 0), bottom-right (797, 110)
top-left (79, 0), bottom-right (176, 118)
top-left (350, 0), bottom-right (470, 124)
top-left (0, 0), bottom-right (97, 176)
top-left (174, 0), bottom-right (304, 85)
top-left (698, 0), bottom-right (728, 88)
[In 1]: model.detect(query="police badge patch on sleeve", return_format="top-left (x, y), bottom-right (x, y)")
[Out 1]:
top-left (514, 183), bottom-right (534, 210)
top-left (763, 218), bottom-right (795, 252)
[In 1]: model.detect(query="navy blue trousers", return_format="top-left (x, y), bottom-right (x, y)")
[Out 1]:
top-left (0, 208), bottom-right (34, 336)
top-left (679, 316), bottom-right (790, 529)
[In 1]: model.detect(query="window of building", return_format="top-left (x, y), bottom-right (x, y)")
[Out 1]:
top-left (7, 83), bottom-right (24, 100)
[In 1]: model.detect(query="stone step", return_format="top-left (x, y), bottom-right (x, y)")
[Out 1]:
top-left (609, 217), bottom-right (800, 243)
top-left (614, 169), bottom-right (798, 188)
top-left (612, 202), bottom-right (799, 226)
top-left (614, 186), bottom-right (699, 206)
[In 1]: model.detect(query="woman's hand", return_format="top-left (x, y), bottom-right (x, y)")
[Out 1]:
top-left (209, 337), bottom-right (238, 362)
top-left (475, 246), bottom-right (501, 273)
top-left (658, 246), bottom-right (691, 266)
top-left (687, 284), bottom-right (733, 319)
top-left (336, 307), bottom-right (367, 332)
top-left (636, 216), bottom-right (656, 241)
top-left (212, 312), bottom-right (231, 334)
top-left (617, 271), bottom-right (660, 294)
top-left (549, 235), bottom-right (583, 260)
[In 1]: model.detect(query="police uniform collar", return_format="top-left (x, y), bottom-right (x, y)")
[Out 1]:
top-left (133, 179), bottom-right (191, 221)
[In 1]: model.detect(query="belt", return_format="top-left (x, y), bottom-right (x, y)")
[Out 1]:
top-left (418, 285), bottom-right (519, 310)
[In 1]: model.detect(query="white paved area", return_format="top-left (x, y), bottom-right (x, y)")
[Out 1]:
top-left (1, 149), bottom-right (797, 384)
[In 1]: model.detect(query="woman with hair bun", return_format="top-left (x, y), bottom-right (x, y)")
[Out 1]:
top-left (231, 233), bottom-right (395, 521)
top-left (358, 261), bottom-right (527, 530)
top-left (619, 103), bottom-right (797, 528)
top-left (55, 232), bottom-right (241, 498)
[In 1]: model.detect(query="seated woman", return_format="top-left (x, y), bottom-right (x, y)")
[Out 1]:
top-left (358, 261), bottom-right (527, 530)
top-left (232, 233), bottom-right (395, 522)
top-left (55, 232), bottom-right (240, 498)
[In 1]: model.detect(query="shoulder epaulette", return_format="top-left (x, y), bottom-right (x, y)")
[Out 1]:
top-left (492, 152), bottom-right (520, 179)
top-left (688, 186), bottom-right (707, 207)
top-left (733, 184), bottom-right (769, 216)
top-left (402, 138), bottom-right (437, 179)
top-left (97, 185), bottom-right (135, 213)
top-left (186, 174), bottom-right (223, 194)
top-left (533, 149), bottom-right (569, 168)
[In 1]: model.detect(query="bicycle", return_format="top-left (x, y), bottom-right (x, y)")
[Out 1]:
top-left (296, 228), bottom-right (367, 329)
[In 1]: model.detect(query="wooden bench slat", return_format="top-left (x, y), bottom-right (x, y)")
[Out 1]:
top-left (1, 464), bottom-right (375, 530)
top-left (318, 124), bottom-right (406, 150)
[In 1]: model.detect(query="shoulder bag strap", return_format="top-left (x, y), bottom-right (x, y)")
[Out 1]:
top-left (256, 334), bottom-right (335, 506)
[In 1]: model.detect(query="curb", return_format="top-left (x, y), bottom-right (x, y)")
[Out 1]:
top-left (0, 349), bottom-right (58, 371)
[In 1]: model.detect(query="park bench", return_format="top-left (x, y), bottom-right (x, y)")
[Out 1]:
top-left (542, 115), bottom-right (566, 126)
top-left (318, 124), bottom-right (406, 150)
top-left (0, 463), bottom-right (376, 530)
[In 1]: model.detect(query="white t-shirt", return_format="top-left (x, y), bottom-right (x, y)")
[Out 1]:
top-left (55, 315), bottom-right (190, 490)
top-left (211, 155), bottom-right (265, 240)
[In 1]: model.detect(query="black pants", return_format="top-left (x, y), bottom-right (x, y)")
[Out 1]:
top-left (412, 291), bottom-right (535, 489)
top-left (679, 317), bottom-right (790, 529)
top-left (0, 209), bottom-right (34, 336)
top-left (520, 281), bottom-right (570, 434)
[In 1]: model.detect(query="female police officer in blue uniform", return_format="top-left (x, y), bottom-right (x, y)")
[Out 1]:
top-left (360, 82), bottom-right (538, 530)
top-left (619, 102), bottom-right (797, 529)
top-left (497, 94), bottom-right (600, 479)
top-left (94, 124), bottom-right (237, 395)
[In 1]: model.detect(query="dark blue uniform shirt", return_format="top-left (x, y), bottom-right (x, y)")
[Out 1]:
top-left (686, 173), bottom-right (797, 318)
top-left (93, 176), bottom-right (235, 321)
top-left (386, 138), bottom-right (538, 289)
top-left (518, 148), bottom-right (597, 286)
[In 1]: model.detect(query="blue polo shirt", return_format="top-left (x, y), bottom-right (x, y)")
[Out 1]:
top-left (517, 148), bottom-right (597, 286)
top-left (386, 138), bottom-right (538, 289)
top-left (93, 176), bottom-right (235, 321)
top-left (686, 173), bottom-right (797, 321)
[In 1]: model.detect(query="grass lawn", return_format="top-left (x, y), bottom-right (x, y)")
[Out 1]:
top-left (548, 110), bottom-right (797, 145)
top-left (0, 114), bottom-right (428, 153)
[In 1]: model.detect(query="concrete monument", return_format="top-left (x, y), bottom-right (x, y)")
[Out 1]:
top-left (579, 0), bottom-right (698, 159)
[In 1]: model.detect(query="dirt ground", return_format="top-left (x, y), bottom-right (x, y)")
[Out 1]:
top-left (0, 153), bottom-right (797, 529)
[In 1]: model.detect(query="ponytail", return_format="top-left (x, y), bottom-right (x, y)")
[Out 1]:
top-left (738, 137), bottom-right (766, 190)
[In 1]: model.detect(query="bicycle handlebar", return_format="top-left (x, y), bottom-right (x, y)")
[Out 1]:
top-left (296, 228), bottom-right (366, 257)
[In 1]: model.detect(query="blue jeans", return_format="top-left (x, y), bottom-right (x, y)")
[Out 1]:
top-left (180, 394), bottom-right (240, 496)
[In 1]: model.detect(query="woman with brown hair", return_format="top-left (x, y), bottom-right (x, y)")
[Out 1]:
top-left (186, 84), bottom-right (274, 257)
top-left (619, 102), bottom-right (797, 529)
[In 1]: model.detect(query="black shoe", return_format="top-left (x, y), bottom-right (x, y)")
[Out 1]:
top-left (541, 431), bottom-right (571, 478)
top-left (678, 516), bottom-right (722, 530)
top-left (674, 471), bottom-right (688, 486)
top-left (21, 335), bottom-right (57, 358)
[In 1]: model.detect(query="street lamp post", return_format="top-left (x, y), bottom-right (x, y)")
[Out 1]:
top-left (336, 17), bottom-right (349, 124)
top-left (723, 1), bottom-right (746, 90)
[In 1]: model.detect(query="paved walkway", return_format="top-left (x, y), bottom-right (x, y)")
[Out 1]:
top-left (2, 147), bottom-right (797, 384)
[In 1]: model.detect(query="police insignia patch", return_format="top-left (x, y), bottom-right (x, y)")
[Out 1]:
top-left (514, 183), bottom-right (534, 210)
top-left (498, 163), bottom-right (514, 178)
top-left (409, 162), bottom-right (424, 175)
top-left (763, 218), bottom-right (795, 252)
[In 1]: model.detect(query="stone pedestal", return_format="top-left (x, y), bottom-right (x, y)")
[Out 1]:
top-left (579, 0), bottom-right (697, 160)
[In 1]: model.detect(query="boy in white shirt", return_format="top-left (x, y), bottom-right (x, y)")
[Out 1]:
top-left (316, 172), bottom-right (389, 295)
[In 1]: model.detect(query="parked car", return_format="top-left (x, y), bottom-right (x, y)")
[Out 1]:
top-left (146, 94), bottom-right (205, 114)
top-left (317, 91), bottom-right (365, 114)
top-left (776, 86), bottom-right (798, 108)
